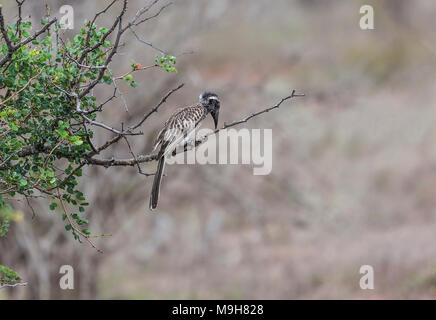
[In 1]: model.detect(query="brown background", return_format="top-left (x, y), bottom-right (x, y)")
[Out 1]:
top-left (0, 0), bottom-right (435, 299)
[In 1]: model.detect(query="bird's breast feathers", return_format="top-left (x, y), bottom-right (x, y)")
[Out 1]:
top-left (153, 104), bottom-right (206, 153)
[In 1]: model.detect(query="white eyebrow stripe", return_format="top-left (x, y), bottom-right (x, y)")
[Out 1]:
top-left (208, 96), bottom-right (219, 100)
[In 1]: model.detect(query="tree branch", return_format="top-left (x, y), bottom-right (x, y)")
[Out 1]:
top-left (130, 83), bottom-right (184, 130)
top-left (214, 90), bottom-right (304, 134)
top-left (0, 282), bottom-right (27, 289)
top-left (86, 90), bottom-right (305, 167)
top-left (0, 5), bottom-right (57, 68)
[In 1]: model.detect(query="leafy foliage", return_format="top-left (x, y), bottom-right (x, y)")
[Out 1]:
top-left (0, 14), bottom-right (177, 244)
top-left (155, 53), bottom-right (177, 73)
top-left (0, 19), bottom-right (111, 241)
top-left (0, 0), bottom-right (183, 289)
top-left (0, 264), bottom-right (21, 285)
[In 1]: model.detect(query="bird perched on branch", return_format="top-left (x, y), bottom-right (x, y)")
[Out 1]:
top-left (149, 92), bottom-right (220, 210)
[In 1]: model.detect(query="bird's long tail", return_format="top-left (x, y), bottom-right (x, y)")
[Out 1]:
top-left (149, 156), bottom-right (166, 210)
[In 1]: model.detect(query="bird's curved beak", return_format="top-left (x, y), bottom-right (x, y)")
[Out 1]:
top-left (211, 108), bottom-right (219, 129)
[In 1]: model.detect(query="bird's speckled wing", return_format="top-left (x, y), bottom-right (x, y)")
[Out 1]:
top-left (153, 104), bottom-right (206, 157)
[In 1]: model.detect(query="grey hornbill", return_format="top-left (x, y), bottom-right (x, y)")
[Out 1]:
top-left (149, 92), bottom-right (220, 210)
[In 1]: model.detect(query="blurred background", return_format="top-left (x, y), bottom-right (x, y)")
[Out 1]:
top-left (1, 0), bottom-right (436, 299)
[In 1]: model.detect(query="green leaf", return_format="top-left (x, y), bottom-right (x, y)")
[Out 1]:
top-left (73, 139), bottom-right (83, 146)
top-left (56, 129), bottom-right (69, 139)
top-left (0, 265), bottom-right (22, 284)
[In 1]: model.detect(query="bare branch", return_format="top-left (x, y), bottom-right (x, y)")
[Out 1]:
top-left (127, 0), bottom-right (161, 27)
top-left (0, 69), bottom-right (41, 106)
top-left (86, 90), bottom-right (305, 167)
top-left (84, 0), bottom-right (118, 48)
top-left (78, 0), bottom-right (127, 98)
top-left (86, 153), bottom-right (158, 167)
top-left (78, 0), bottom-right (127, 64)
top-left (107, 69), bottom-right (129, 113)
top-left (131, 83), bottom-right (184, 130)
top-left (15, 0), bottom-right (25, 37)
top-left (215, 90), bottom-right (304, 133)
top-left (129, 26), bottom-right (166, 54)
top-left (52, 84), bottom-right (142, 136)
top-left (130, 2), bottom-right (173, 27)
top-left (123, 136), bottom-right (154, 176)
top-left (25, 195), bottom-right (37, 219)
top-left (85, 83), bottom-right (185, 159)
top-left (0, 282), bottom-right (28, 290)
top-left (0, 6), bottom-right (15, 53)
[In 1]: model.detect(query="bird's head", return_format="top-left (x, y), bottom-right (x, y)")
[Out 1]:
top-left (199, 91), bottom-right (220, 129)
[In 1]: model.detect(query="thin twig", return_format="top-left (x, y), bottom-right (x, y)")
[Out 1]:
top-left (84, 0), bottom-right (118, 48)
top-left (57, 187), bottom-right (103, 253)
top-left (215, 90), bottom-right (304, 134)
top-left (52, 84), bottom-right (142, 136)
top-left (129, 27), bottom-right (166, 54)
top-left (0, 282), bottom-right (28, 289)
top-left (123, 135), bottom-right (154, 176)
top-left (25, 195), bottom-right (36, 219)
top-left (131, 83), bottom-right (184, 130)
